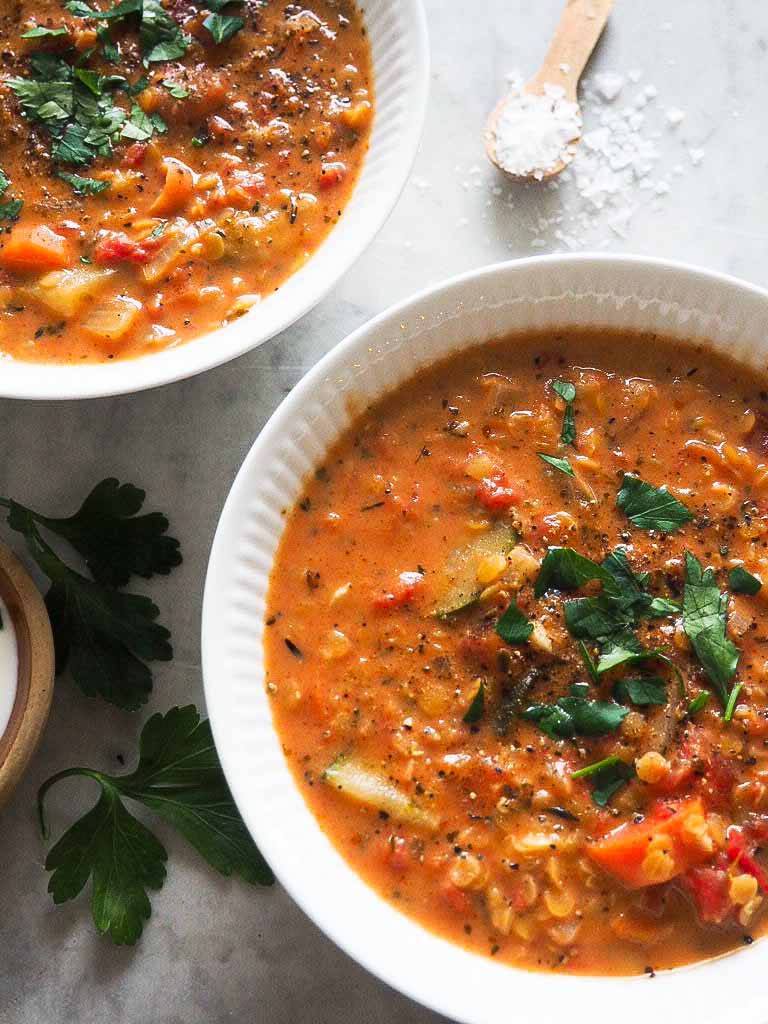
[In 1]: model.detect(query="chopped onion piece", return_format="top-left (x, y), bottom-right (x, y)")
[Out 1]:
top-left (82, 294), bottom-right (143, 341)
top-left (141, 218), bottom-right (216, 284)
top-left (21, 266), bottom-right (115, 317)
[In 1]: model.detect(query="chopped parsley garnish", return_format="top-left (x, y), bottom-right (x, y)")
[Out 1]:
top-left (537, 452), bottom-right (575, 477)
top-left (523, 682), bottom-right (628, 740)
top-left (495, 601), bottom-right (533, 645)
top-left (463, 680), bottom-right (485, 723)
top-left (58, 172), bottom-right (111, 196)
top-left (551, 379), bottom-right (576, 446)
top-left (724, 682), bottom-right (743, 723)
top-left (0, 200), bottom-right (23, 221)
top-left (121, 102), bottom-right (167, 142)
top-left (616, 473), bottom-right (694, 533)
top-left (613, 676), bottom-right (667, 706)
top-left (729, 565), bottom-right (762, 596)
top-left (22, 25), bottom-right (69, 38)
top-left (687, 691), bottom-right (710, 716)
top-left (8, 55), bottom-right (129, 167)
top-left (203, 11), bottom-right (246, 44)
top-left (161, 78), bottom-right (189, 99)
top-left (682, 551), bottom-right (740, 706)
top-left (66, 0), bottom-right (191, 64)
top-left (37, 705), bottom-right (273, 945)
top-left (572, 755), bottom-right (635, 806)
top-left (3, 478), bottom-right (181, 709)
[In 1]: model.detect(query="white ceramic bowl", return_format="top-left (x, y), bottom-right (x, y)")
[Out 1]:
top-left (1, 0), bottom-right (429, 400)
top-left (202, 255), bottom-right (768, 1024)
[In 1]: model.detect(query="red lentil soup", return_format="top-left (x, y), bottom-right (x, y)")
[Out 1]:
top-left (0, 0), bottom-right (373, 362)
top-left (265, 328), bottom-right (768, 975)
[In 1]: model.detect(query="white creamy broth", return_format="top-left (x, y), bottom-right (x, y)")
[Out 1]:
top-left (0, 596), bottom-right (18, 741)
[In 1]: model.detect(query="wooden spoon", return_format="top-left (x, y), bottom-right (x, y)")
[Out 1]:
top-left (485, 0), bottom-right (614, 182)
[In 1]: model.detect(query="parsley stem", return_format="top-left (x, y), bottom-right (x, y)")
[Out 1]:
top-left (724, 682), bottom-right (743, 723)
top-left (37, 766), bottom-right (104, 838)
top-left (571, 755), bottom-right (624, 779)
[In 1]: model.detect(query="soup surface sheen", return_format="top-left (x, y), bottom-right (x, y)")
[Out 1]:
top-left (266, 329), bottom-right (768, 975)
top-left (0, 0), bottom-right (372, 362)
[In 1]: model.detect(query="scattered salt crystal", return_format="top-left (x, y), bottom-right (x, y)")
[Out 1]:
top-left (628, 68), bottom-right (643, 83)
top-left (411, 176), bottom-right (431, 191)
top-left (661, 20), bottom-right (672, 30)
top-left (665, 107), bottom-right (685, 126)
top-left (689, 147), bottom-right (705, 166)
top-left (489, 81), bottom-right (582, 180)
top-left (559, 62), bottom-right (571, 74)
top-left (654, 180), bottom-right (671, 195)
top-left (593, 71), bottom-right (624, 102)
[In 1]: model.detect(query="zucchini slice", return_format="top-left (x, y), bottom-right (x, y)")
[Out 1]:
top-left (432, 522), bottom-right (517, 618)
top-left (323, 755), bottom-right (440, 832)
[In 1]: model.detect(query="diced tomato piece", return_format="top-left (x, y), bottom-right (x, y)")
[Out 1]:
top-left (727, 827), bottom-right (768, 892)
top-left (94, 231), bottom-right (161, 266)
top-left (682, 865), bottom-right (733, 923)
top-left (372, 571), bottom-right (424, 610)
top-left (0, 224), bottom-right (71, 273)
top-left (588, 797), bottom-right (712, 889)
top-left (318, 161), bottom-right (347, 189)
top-left (703, 752), bottom-right (736, 809)
top-left (476, 470), bottom-right (519, 513)
top-left (123, 142), bottom-right (148, 168)
top-left (386, 835), bottom-right (411, 874)
top-left (440, 880), bottom-right (472, 916)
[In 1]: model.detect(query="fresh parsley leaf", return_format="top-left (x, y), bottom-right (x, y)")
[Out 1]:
top-left (551, 379), bottom-right (576, 446)
top-left (613, 676), bottom-right (667, 706)
top-left (203, 11), bottom-right (245, 43)
top-left (617, 473), bottom-right (694, 533)
top-left (578, 639), bottom-right (599, 683)
top-left (58, 172), bottom-right (111, 196)
top-left (687, 691), bottom-right (710, 715)
top-left (729, 565), bottom-right (762, 596)
top-left (24, 477), bottom-right (182, 587)
top-left (121, 101), bottom-right (167, 141)
top-left (683, 551), bottom-right (740, 705)
top-left (648, 596), bottom-right (681, 617)
top-left (5, 481), bottom-right (181, 710)
top-left (495, 601), bottom-right (533, 645)
top-left (161, 78), bottom-right (189, 99)
top-left (97, 24), bottom-right (120, 62)
top-left (38, 705), bottom-right (274, 945)
top-left (0, 171), bottom-right (9, 198)
top-left (0, 200), bottom-right (23, 221)
top-left (205, 0), bottom-right (245, 9)
top-left (463, 680), bottom-right (485, 723)
top-left (537, 452), bottom-right (574, 477)
top-left (22, 25), bottom-right (69, 38)
top-left (140, 0), bottom-right (190, 63)
top-left (572, 756), bottom-right (635, 806)
top-left (8, 59), bottom-right (128, 167)
top-left (523, 684), bottom-right (628, 740)
top-left (534, 547), bottom-right (607, 598)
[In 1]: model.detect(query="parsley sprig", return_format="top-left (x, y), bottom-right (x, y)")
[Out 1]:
top-left (0, 479), bottom-right (181, 710)
top-left (682, 552), bottom-right (740, 706)
top-left (38, 705), bottom-right (273, 945)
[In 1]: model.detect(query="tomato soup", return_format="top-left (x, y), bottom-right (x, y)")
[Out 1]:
top-left (265, 329), bottom-right (768, 975)
top-left (0, 0), bottom-right (373, 362)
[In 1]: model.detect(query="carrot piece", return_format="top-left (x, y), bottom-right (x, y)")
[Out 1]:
top-left (0, 225), bottom-right (71, 273)
top-left (150, 158), bottom-right (196, 217)
top-left (587, 797), bottom-right (712, 889)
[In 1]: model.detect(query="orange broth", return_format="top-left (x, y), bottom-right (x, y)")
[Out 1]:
top-left (266, 329), bottom-right (768, 975)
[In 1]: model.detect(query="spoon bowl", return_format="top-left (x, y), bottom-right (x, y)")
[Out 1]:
top-left (485, 0), bottom-right (613, 181)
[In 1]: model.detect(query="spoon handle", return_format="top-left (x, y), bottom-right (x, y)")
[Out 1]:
top-left (531, 0), bottom-right (614, 97)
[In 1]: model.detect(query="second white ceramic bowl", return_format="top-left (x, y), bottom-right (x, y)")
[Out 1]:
top-left (0, 0), bottom-right (429, 400)
top-left (202, 255), bottom-right (768, 1024)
